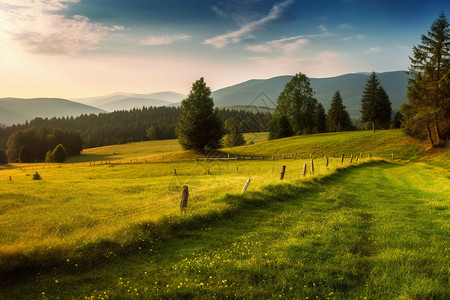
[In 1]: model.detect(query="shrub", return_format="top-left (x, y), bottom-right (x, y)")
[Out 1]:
top-left (32, 172), bottom-right (42, 180)
top-left (52, 144), bottom-right (68, 163)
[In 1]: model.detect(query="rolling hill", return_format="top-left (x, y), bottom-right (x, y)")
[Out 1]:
top-left (74, 91), bottom-right (186, 111)
top-left (211, 71), bottom-right (409, 117)
top-left (0, 98), bottom-right (105, 126)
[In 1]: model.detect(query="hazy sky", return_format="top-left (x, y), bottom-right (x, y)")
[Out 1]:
top-left (0, 0), bottom-right (448, 99)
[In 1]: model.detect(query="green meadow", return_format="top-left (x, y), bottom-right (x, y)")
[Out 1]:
top-left (0, 130), bottom-right (449, 299)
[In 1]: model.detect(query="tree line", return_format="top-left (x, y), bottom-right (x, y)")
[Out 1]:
top-left (0, 106), bottom-right (271, 162)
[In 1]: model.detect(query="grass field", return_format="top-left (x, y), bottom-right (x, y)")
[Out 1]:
top-left (0, 129), bottom-right (448, 299)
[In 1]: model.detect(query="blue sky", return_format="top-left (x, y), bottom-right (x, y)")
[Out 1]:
top-left (0, 0), bottom-right (448, 98)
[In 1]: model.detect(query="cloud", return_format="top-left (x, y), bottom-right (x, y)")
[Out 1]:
top-left (245, 26), bottom-right (335, 54)
top-left (368, 47), bottom-right (382, 53)
top-left (0, 0), bottom-right (124, 55)
top-left (338, 23), bottom-right (353, 30)
top-left (203, 0), bottom-right (294, 48)
top-left (140, 34), bottom-right (191, 46)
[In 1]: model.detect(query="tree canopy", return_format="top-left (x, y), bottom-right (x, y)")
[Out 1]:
top-left (402, 12), bottom-right (450, 146)
top-left (269, 73), bottom-right (322, 139)
top-left (176, 77), bottom-right (223, 151)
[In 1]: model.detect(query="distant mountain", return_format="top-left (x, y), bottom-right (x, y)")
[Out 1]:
top-left (74, 91), bottom-right (186, 111)
top-left (211, 71), bottom-right (409, 117)
top-left (0, 98), bottom-right (105, 126)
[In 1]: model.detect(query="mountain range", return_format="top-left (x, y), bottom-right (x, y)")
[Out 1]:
top-left (0, 71), bottom-right (408, 126)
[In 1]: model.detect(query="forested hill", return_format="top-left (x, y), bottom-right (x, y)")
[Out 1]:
top-left (0, 98), bottom-right (105, 126)
top-left (0, 107), bottom-right (271, 150)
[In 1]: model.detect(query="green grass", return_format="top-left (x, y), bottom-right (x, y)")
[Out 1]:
top-left (0, 129), bottom-right (448, 298)
top-left (1, 162), bottom-right (448, 299)
top-left (222, 129), bottom-right (429, 161)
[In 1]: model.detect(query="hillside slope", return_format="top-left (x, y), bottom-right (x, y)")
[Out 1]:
top-left (212, 71), bottom-right (408, 117)
top-left (0, 98), bottom-right (105, 126)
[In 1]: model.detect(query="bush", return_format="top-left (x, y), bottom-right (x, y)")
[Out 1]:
top-left (32, 172), bottom-right (42, 180)
top-left (52, 144), bottom-right (68, 163)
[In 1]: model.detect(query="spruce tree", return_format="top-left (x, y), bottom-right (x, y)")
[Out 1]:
top-left (314, 103), bottom-right (327, 133)
top-left (361, 72), bottom-right (380, 132)
top-left (327, 90), bottom-right (353, 132)
top-left (403, 12), bottom-right (450, 146)
top-left (176, 78), bottom-right (223, 151)
top-left (376, 86), bottom-right (393, 129)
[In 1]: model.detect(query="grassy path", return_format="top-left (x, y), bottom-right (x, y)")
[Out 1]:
top-left (2, 162), bottom-right (449, 299)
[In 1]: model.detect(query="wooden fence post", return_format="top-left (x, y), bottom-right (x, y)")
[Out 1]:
top-left (9, 176), bottom-right (12, 181)
top-left (180, 186), bottom-right (189, 211)
top-left (326, 156), bottom-right (329, 167)
top-left (341, 154), bottom-right (344, 164)
top-left (241, 177), bottom-right (251, 193)
top-left (303, 163), bottom-right (307, 176)
top-left (280, 165), bottom-right (286, 180)
top-left (174, 169), bottom-right (177, 176)
top-left (237, 166), bottom-right (239, 173)
top-left (207, 166), bottom-right (210, 175)
top-left (310, 158), bottom-right (314, 175)
top-left (350, 154), bottom-right (353, 163)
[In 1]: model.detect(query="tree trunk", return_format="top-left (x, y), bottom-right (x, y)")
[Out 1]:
top-left (372, 121), bottom-right (375, 132)
top-left (434, 115), bottom-right (442, 146)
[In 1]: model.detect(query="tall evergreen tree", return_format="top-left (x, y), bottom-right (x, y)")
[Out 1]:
top-left (314, 103), bottom-right (327, 133)
top-left (327, 90), bottom-right (353, 132)
top-left (176, 77), bottom-right (223, 151)
top-left (269, 73), bottom-right (318, 137)
top-left (376, 86), bottom-right (393, 129)
top-left (361, 72), bottom-right (381, 132)
top-left (403, 12), bottom-right (450, 146)
top-left (361, 72), bottom-right (392, 132)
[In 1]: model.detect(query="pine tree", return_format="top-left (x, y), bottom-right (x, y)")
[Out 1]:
top-left (376, 86), bottom-right (393, 129)
top-left (361, 72), bottom-right (380, 132)
top-left (314, 103), bottom-right (327, 133)
top-left (223, 117), bottom-right (246, 147)
top-left (327, 90), bottom-right (353, 132)
top-left (403, 12), bottom-right (450, 146)
top-left (176, 78), bottom-right (223, 151)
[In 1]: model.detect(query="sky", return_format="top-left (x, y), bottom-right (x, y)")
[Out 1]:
top-left (0, 0), bottom-right (449, 99)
